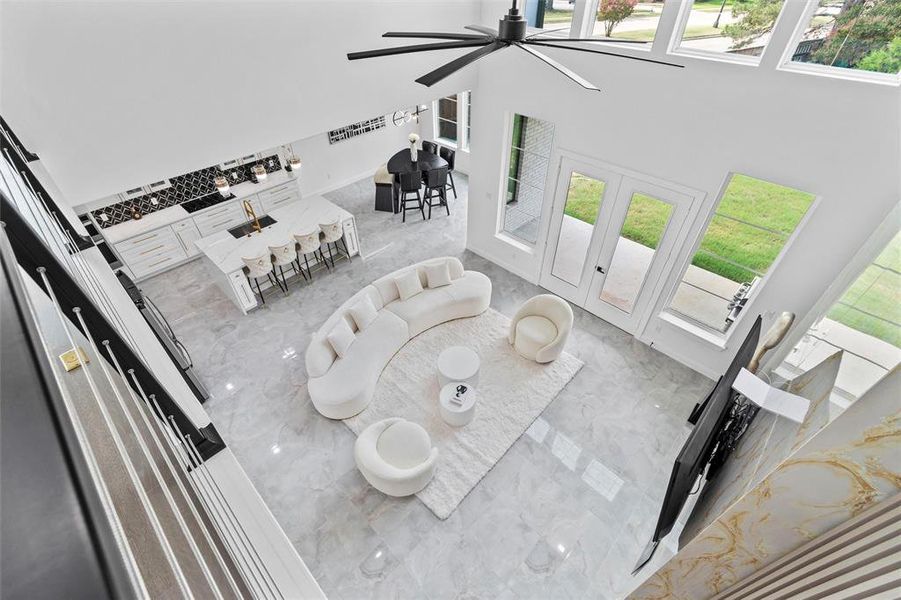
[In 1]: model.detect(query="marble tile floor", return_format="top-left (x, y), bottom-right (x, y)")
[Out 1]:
top-left (140, 173), bottom-right (712, 599)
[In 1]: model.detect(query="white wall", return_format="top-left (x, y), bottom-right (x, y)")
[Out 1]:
top-left (468, 0), bottom-right (900, 377)
top-left (0, 0), bottom-right (480, 205)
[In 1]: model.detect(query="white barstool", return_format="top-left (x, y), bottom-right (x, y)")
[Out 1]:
top-left (319, 219), bottom-right (350, 269)
top-left (242, 253), bottom-right (284, 304)
top-left (294, 230), bottom-right (326, 279)
top-left (269, 241), bottom-right (304, 289)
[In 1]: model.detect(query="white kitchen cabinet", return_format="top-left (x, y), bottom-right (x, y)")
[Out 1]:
top-left (258, 182), bottom-right (301, 214)
top-left (342, 218), bottom-right (359, 256)
top-left (114, 226), bottom-right (188, 279)
top-left (172, 218), bottom-right (203, 257)
top-left (227, 270), bottom-right (258, 314)
top-left (193, 202), bottom-right (247, 237)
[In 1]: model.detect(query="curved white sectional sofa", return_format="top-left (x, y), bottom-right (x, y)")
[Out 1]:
top-left (305, 257), bottom-right (492, 419)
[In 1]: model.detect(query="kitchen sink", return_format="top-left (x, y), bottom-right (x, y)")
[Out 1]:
top-left (228, 215), bottom-right (277, 238)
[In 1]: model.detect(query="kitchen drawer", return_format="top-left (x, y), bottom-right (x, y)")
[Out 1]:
top-left (128, 243), bottom-right (188, 279)
top-left (257, 182), bottom-right (297, 201)
top-left (196, 212), bottom-right (246, 237)
top-left (193, 203), bottom-right (246, 237)
top-left (260, 190), bottom-right (300, 213)
top-left (115, 227), bottom-right (179, 260)
top-left (192, 201), bottom-right (244, 224)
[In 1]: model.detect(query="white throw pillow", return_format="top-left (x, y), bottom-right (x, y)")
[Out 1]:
top-left (326, 319), bottom-right (356, 359)
top-left (425, 261), bottom-right (452, 289)
top-left (394, 270), bottom-right (423, 301)
top-left (349, 296), bottom-right (378, 331)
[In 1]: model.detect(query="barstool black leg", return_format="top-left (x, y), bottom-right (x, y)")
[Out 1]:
top-left (418, 191), bottom-right (425, 220)
top-left (443, 188), bottom-right (450, 216)
top-left (448, 171), bottom-right (457, 199)
top-left (277, 266), bottom-right (289, 295)
top-left (252, 277), bottom-right (265, 305)
top-left (303, 253), bottom-right (313, 280)
top-left (326, 243), bottom-right (335, 268)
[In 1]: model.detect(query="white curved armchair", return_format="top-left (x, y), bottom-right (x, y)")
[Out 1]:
top-left (509, 294), bottom-right (574, 363)
top-left (354, 418), bottom-right (438, 497)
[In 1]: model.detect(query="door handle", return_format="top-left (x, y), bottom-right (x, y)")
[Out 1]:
top-left (596, 266), bottom-right (606, 274)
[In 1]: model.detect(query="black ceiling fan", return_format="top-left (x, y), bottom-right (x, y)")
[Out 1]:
top-left (347, 0), bottom-right (683, 92)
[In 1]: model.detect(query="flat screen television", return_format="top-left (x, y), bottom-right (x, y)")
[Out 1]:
top-left (633, 315), bottom-right (762, 573)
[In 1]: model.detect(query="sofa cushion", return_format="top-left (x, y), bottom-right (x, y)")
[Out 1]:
top-left (306, 286), bottom-right (383, 379)
top-left (327, 319), bottom-right (356, 358)
top-left (425, 261), bottom-right (452, 288)
top-left (394, 270), bottom-right (424, 301)
top-left (377, 420), bottom-right (432, 468)
top-left (515, 315), bottom-right (557, 359)
top-left (307, 311), bottom-right (409, 419)
top-left (371, 257), bottom-right (464, 305)
top-left (385, 270), bottom-right (492, 338)
top-left (385, 286), bottom-right (455, 338)
top-left (349, 296), bottom-right (378, 331)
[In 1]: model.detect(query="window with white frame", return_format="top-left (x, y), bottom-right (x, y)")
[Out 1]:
top-left (786, 0), bottom-right (901, 78)
top-left (433, 91), bottom-right (472, 150)
top-left (501, 114), bottom-right (555, 244)
top-left (667, 173), bottom-right (815, 333)
top-left (435, 95), bottom-right (458, 144)
top-left (588, 0), bottom-right (665, 45)
top-left (673, 0), bottom-right (788, 60)
top-left (534, 0), bottom-right (578, 37)
top-left (778, 230), bottom-right (900, 408)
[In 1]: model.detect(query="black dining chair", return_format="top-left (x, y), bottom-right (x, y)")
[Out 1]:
top-left (439, 146), bottom-right (457, 199)
top-left (422, 167), bottom-right (450, 219)
top-left (398, 171), bottom-right (425, 222)
top-left (421, 141), bottom-right (439, 155)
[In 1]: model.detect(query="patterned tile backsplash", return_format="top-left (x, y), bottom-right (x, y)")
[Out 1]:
top-left (92, 154), bottom-right (283, 228)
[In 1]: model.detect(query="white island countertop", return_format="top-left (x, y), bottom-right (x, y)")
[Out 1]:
top-left (195, 194), bottom-right (353, 274)
top-left (98, 170), bottom-right (300, 244)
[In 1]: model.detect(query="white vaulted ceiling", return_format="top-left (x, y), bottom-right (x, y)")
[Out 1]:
top-left (0, 0), bottom-right (482, 204)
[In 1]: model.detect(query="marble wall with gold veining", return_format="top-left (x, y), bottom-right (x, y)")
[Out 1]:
top-left (679, 352), bottom-right (842, 544)
top-left (628, 360), bottom-right (900, 600)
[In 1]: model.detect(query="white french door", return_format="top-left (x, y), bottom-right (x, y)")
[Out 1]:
top-left (540, 157), bottom-right (695, 335)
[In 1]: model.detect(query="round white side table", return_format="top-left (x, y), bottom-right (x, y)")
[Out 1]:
top-left (439, 382), bottom-right (477, 427)
top-left (437, 346), bottom-right (480, 387)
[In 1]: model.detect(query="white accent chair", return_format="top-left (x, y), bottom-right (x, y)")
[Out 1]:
top-left (509, 294), bottom-right (573, 363)
top-left (354, 417), bottom-right (438, 497)
top-left (305, 257), bottom-right (491, 419)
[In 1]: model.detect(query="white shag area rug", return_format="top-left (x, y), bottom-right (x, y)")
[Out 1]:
top-left (343, 308), bottom-right (583, 519)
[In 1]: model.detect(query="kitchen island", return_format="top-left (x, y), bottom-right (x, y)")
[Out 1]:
top-left (195, 195), bottom-right (359, 313)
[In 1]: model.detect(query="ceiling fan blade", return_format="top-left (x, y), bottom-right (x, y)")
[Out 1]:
top-left (527, 36), bottom-right (650, 44)
top-left (464, 24), bottom-right (499, 38)
top-left (514, 43), bottom-right (601, 92)
top-left (415, 41), bottom-right (506, 87)
top-left (525, 26), bottom-right (571, 38)
top-left (383, 31), bottom-right (490, 41)
top-left (348, 39), bottom-right (491, 61)
top-left (523, 40), bottom-right (684, 68)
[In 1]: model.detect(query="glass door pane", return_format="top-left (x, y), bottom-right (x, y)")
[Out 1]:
top-left (549, 172), bottom-right (607, 286)
top-left (599, 193), bottom-right (674, 314)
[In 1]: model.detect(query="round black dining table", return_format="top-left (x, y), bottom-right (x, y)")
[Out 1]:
top-left (385, 148), bottom-right (448, 213)
top-left (387, 148), bottom-right (448, 176)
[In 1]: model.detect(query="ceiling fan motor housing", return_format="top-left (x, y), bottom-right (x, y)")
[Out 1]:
top-left (498, 7), bottom-right (526, 41)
